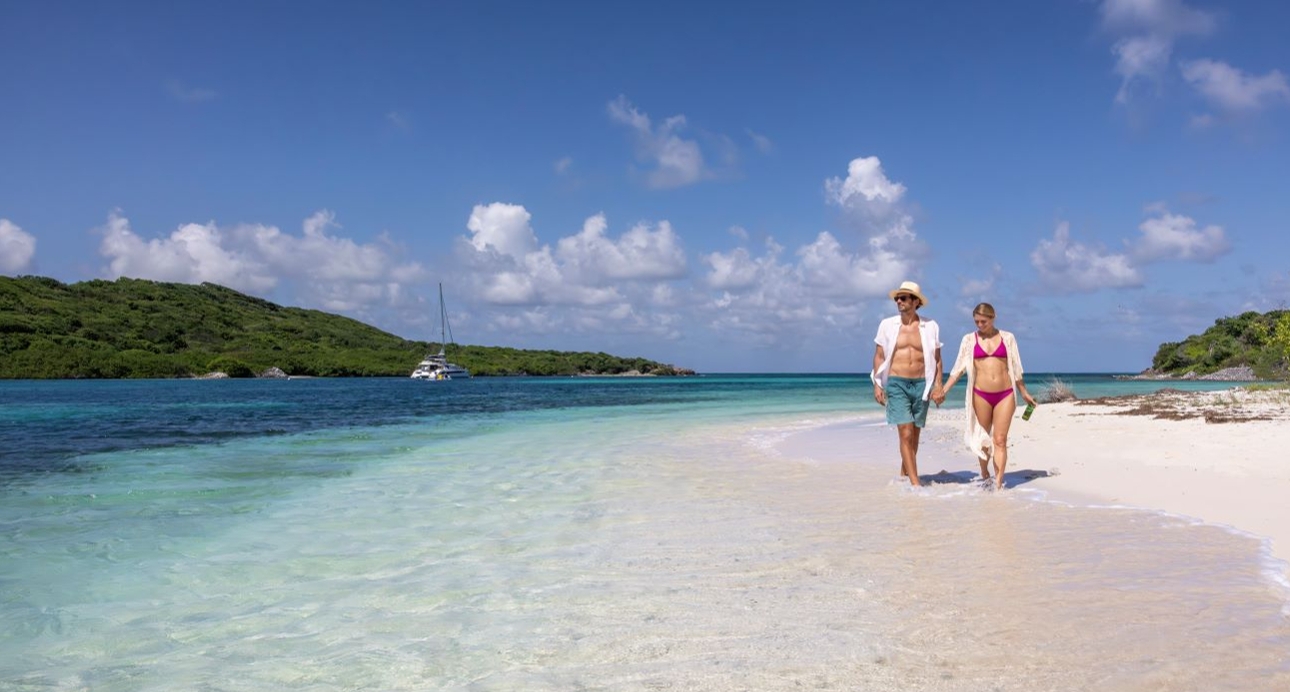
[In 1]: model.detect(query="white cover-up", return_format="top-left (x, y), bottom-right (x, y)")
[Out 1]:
top-left (947, 330), bottom-right (1024, 460)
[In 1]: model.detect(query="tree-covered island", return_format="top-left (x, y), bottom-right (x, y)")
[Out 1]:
top-left (1144, 309), bottom-right (1290, 380)
top-left (0, 276), bottom-right (696, 379)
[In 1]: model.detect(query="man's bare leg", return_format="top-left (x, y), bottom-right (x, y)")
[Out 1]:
top-left (897, 423), bottom-right (921, 486)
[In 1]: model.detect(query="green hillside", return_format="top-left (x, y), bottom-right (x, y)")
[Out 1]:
top-left (1150, 310), bottom-right (1290, 379)
top-left (0, 276), bottom-right (693, 379)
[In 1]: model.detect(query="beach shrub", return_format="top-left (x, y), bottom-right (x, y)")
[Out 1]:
top-left (1038, 377), bottom-right (1077, 404)
top-left (1271, 313), bottom-right (1290, 374)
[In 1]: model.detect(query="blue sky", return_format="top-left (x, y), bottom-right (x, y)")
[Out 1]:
top-left (2, 0), bottom-right (1288, 373)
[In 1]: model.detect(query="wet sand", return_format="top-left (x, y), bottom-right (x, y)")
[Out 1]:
top-left (1003, 386), bottom-right (1290, 573)
top-left (785, 386), bottom-right (1290, 583)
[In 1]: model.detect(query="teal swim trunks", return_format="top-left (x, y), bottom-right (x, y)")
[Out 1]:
top-left (885, 376), bottom-right (929, 427)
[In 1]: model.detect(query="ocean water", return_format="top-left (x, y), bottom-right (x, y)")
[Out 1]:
top-left (1, 375), bottom-right (1286, 691)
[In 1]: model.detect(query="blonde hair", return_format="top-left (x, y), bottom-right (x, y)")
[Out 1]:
top-left (973, 302), bottom-right (996, 318)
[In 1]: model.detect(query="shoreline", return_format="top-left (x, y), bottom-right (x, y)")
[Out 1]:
top-left (1008, 387), bottom-right (1290, 568)
top-left (781, 386), bottom-right (1290, 580)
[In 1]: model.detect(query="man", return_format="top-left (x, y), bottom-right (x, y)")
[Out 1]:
top-left (871, 280), bottom-right (943, 486)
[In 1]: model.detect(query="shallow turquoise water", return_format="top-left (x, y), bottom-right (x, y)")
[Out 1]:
top-left (2, 375), bottom-right (1285, 690)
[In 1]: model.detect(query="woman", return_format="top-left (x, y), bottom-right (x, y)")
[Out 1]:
top-left (936, 303), bottom-right (1037, 489)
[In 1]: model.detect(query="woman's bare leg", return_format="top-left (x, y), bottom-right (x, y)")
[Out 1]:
top-left (990, 394), bottom-right (1018, 489)
top-left (972, 393), bottom-right (995, 482)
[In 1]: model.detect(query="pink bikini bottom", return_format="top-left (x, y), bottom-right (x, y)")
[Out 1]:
top-left (973, 387), bottom-right (1014, 407)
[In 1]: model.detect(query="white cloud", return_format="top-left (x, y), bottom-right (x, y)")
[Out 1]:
top-left (555, 214), bottom-right (687, 281)
top-left (1180, 59), bottom-right (1290, 113)
top-left (97, 210), bottom-right (425, 312)
top-left (0, 219), bottom-right (37, 274)
top-left (698, 235), bottom-right (899, 344)
top-left (467, 202), bottom-right (539, 259)
top-left (99, 212), bottom-right (277, 292)
top-left (1100, 0), bottom-right (1216, 37)
top-left (1030, 221), bottom-right (1143, 292)
top-left (1098, 0), bottom-right (1217, 104)
top-left (692, 156), bottom-right (930, 345)
top-left (1111, 35), bottom-right (1173, 101)
top-left (473, 264), bottom-right (545, 306)
top-left (648, 282), bottom-right (677, 308)
top-left (1100, 3), bottom-right (1289, 126)
top-left (795, 231), bottom-right (913, 298)
top-left (241, 210), bottom-right (425, 290)
top-left (458, 183), bottom-right (922, 349)
top-left (746, 128), bottom-right (774, 154)
top-left (706, 244), bottom-right (763, 290)
top-left (825, 156), bottom-right (907, 210)
top-left (1131, 207), bottom-right (1230, 262)
top-left (1030, 206), bottom-right (1231, 293)
top-left (460, 204), bottom-right (683, 311)
top-left (699, 242), bottom-right (814, 342)
top-left (607, 95), bottom-right (708, 189)
top-left (821, 155), bottom-right (925, 279)
top-left (553, 156), bottom-right (573, 174)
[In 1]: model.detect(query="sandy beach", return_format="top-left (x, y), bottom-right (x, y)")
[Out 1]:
top-left (923, 386), bottom-right (1290, 572)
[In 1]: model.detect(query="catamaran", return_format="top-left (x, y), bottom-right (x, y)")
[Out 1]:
top-left (410, 284), bottom-right (470, 380)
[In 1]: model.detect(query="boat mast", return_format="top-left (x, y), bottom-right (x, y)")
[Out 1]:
top-left (438, 283), bottom-right (455, 356)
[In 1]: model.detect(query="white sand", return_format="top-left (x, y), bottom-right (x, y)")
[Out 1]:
top-left (923, 386), bottom-right (1290, 567)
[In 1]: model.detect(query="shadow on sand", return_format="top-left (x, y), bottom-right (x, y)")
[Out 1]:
top-left (921, 468), bottom-right (1056, 489)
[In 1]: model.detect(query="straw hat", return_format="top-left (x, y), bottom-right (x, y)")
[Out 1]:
top-left (888, 280), bottom-right (928, 306)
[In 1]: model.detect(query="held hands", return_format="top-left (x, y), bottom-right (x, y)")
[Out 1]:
top-left (873, 386), bottom-right (886, 406)
top-left (933, 376), bottom-right (958, 407)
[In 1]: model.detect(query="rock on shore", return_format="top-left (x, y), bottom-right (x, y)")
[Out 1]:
top-left (1118, 365), bottom-right (1258, 381)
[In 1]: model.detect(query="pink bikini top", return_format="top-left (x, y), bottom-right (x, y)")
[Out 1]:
top-left (974, 335), bottom-right (1007, 359)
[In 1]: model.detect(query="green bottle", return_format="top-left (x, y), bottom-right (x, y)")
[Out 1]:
top-left (1022, 403), bottom-right (1036, 421)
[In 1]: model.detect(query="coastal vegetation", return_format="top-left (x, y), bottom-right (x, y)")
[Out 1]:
top-left (1037, 377), bottom-right (1077, 403)
top-left (0, 276), bottom-right (694, 379)
top-left (1149, 310), bottom-right (1290, 380)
